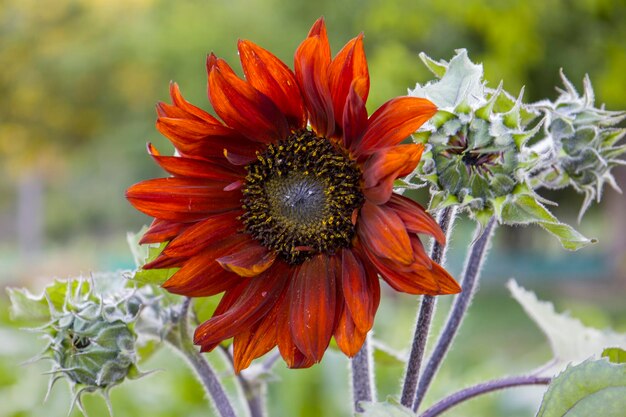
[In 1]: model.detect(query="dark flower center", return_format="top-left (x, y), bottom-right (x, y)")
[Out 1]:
top-left (444, 132), bottom-right (502, 174)
top-left (241, 130), bottom-right (363, 265)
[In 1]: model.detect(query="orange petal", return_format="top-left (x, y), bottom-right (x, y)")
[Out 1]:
top-left (276, 290), bottom-right (316, 369)
top-left (198, 282), bottom-right (248, 353)
top-left (307, 17), bottom-right (330, 57)
top-left (194, 263), bottom-right (289, 348)
top-left (163, 211), bottom-right (243, 258)
top-left (357, 202), bottom-right (414, 266)
top-left (139, 218), bottom-right (190, 244)
top-left (386, 193), bottom-right (446, 244)
top-left (238, 40), bottom-right (306, 130)
top-left (288, 254), bottom-right (337, 362)
top-left (328, 34), bottom-right (369, 130)
top-left (126, 177), bottom-right (242, 222)
top-left (294, 35), bottom-right (334, 137)
top-left (357, 97), bottom-right (437, 155)
top-left (341, 248), bottom-right (380, 333)
top-left (162, 234), bottom-right (249, 296)
top-left (333, 301), bottom-right (367, 357)
top-left (342, 80), bottom-right (368, 150)
top-left (361, 238), bottom-right (461, 296)
top-left (208, 59), bottom-right (289, 143)
top-left (147, 143), bottom-right (244, 182)
top-left (362, 144), bottom-right (424, 205)
top-left (232, 294), bottom-right (282, 372)
top-left (217, 238), bottom-right (277, 277)
top-left (168, 82), bottom-right (218, 123)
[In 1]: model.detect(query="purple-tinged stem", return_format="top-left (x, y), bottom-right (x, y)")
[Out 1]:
top-left (419, 374), bottom-right (551, 417)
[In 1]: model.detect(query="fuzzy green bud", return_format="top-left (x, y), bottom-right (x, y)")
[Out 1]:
top-left (409, 50), bottom-right (594, 250)
top-left (531, 71), bottom-right (626, 220)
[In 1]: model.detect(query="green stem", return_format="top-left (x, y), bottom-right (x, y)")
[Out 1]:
top-left (400, 207), bottom-right (456, 408)
top-left (168, 298), bottom-right (237, 417)
top-left (413, 217), bottom-right (497, 412)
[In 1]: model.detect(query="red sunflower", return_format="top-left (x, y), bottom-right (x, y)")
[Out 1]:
top-left (127, 18), bottom-right (461, 371)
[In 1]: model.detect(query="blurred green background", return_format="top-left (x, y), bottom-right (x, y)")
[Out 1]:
top-left (1, 0), bottom-right (625, 416)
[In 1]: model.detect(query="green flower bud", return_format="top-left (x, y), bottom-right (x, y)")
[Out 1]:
top-left (409, 50), bottom-right (541, 221)
top-left (409, 50), bottom-right (594, 250)
top-left (9, 274), bottom-right (154, 415)
top-left (50, 294), bottom-right (136, 388)
top-left (531, 70), bottom-right (626, 220)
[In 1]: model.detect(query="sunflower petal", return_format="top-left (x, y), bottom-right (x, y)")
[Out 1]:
top-left (162, 234), bottom-right (250, 296)
top-left (289, 255), bottom-right (337, 362)
top-left (194, 264), bottom-right (289, 348)
top-left (328, 34), bottom-right (369, 130)
top-left (126, 177), bottom-right (242, 222)
top-left (387, 193), bottom-right (446, 244)
top-left (147, 143), bottom-right (244, 182)
top-left (238, 40), bottom-right (306, 130)
top-left (217, 238), bottom-right (277, 277)
top-left (341, 249), bottom-right (380, 333)
top-left (294, 36), bottom-right (334, 138)
top-left (361, 240), bottom-right (460, 295)
top-left (334, 301), bottom-right (367, 357)
top-left (139, 218), bottom-right (190, 244)
top-left (358, 97), bottom-right (437, 155)
top-left (276, 293), bottom-right (316, 369)
top-left (208, 59), bottom-right (289, 143)
top-left (362, 144), bottom-right (424, 204)
top-left (357, 202), bottom-right (414, 266)
top-left (342, 81), bottom-right (368, 150)
top-left (163, 211), bottom-right (243, 258)
top-left (232, 296), bottom-right (281, 372)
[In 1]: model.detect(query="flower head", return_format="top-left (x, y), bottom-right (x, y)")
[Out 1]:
top-left (127, 18), bottom-right (460, 371)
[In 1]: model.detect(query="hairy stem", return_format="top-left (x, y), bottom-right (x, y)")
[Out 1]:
top-left (352, 335), bottom-right (374, 413)
top-left (414, 217), bottom-right (497, 412)
top-left (169, 298), bottom-right (237, 417)
top-left (419, 375), bottom-right (551, 417)
top-left (400, 206), bottom-right (457, 407)
top-left (221, 346), bottom-right (265, 417)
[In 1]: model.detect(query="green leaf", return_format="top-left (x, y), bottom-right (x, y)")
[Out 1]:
top-left (127, 226), bottom-right (150, 267)
top-left (193, 295), bottom-right (223, 323)
top-left (133, 267), bottom-right (178, 286)
top-left (499, 194), bottom-right (594, 250)
top-left (537, 221), bottom-right (596, 251)
top-left (410, 49), bottom-right (485, 110)
top-left (360, 398), bottom-right (414, 417)
top-left (536, 359), bottom-right (626, 417)
top-left (370, 339), bottom-right (406, 366)
top-left (499, 194), bottom-right (556, 224)
top-left (7, 287), bottom-right (50, 321)
top-left (508, 280), bottom-right (626, 377)
top-left (603, 348), bottom-right (626, 364)
top-left (8, 273), bottom-right (130, 321)
top-left (418, 52), bottom-right (447, 78)
top-left (130, 242), bottom-right (177, 285)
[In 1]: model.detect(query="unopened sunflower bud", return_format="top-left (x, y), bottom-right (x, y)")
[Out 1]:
top-left (9, 274), bottom-right (153, 415)
top-left (531, 71), bottom-right (626, 221)
top-left (410, 50), bottom-right (594, 250)
top-left (410, 50), bottom-right (542, 222)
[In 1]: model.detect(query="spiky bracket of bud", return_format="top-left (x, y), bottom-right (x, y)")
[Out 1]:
top-left (529, 70), bottom-right (626, 222)
top-left (409, 49), bottom-right (602, 250)
top-left (7, 273), bottom-right (156, 416)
